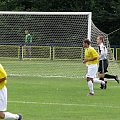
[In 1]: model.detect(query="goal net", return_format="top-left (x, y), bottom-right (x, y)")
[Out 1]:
top-left (91, 22), bottom-right (120, 79)
top-left (0, 12), bottom-right (92, 60)
top-left (0, 11), bottom-right (119, 79)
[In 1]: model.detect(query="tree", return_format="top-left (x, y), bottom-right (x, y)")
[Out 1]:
top-left (0, 0), bottom-right (119, 44)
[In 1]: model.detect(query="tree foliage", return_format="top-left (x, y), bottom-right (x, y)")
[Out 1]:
top-left (0, 0), bottom-right (119, 45)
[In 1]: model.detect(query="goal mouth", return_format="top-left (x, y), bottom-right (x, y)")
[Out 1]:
top-left (0, 11), bottom-right (119, 79)
top-left (91, 22), bottom-right (120, 79)
top-left (0, 12), bottom-right (92, 61)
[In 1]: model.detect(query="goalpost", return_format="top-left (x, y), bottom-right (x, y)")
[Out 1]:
top-left (91, 22), bottom-right (120, 79)
top-left (0, 11), bottom-right (119, 78)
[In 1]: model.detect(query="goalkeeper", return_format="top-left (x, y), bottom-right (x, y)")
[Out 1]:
top-left (0, 64), bottom-right (22, 120)
top-left (24, 30), bottom-right (32, 58)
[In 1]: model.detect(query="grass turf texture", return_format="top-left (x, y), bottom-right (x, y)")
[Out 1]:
top-left (1, 60), bottom-right (120, 120)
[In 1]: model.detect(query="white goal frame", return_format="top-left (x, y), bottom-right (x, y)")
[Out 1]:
top-left (0, 11), bottom-right (92, 60)
top-left (0, 11), bottom-right (92, 41)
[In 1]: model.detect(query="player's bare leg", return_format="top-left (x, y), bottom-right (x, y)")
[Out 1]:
top-left (28, 45), bottom-right (32, 59)
top-left (24, 45), bottom-right (27, 58)
top-left (0, 111), bottom-right (22, 120)
top-left (0, 112), bottom-right (4, 119)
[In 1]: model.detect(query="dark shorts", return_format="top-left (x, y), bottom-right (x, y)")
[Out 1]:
top-left (98, 59), bottom-right (108, 73)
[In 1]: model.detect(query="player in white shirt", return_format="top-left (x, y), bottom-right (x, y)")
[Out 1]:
top-left (96, 35), bottom-right (119, 89)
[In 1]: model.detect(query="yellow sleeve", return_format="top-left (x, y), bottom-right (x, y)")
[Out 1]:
top-left (0, 64), bottom-right (7, 79)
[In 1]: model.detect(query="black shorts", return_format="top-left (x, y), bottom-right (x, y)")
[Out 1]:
top-left (98, 59), bottom-right (108, 73)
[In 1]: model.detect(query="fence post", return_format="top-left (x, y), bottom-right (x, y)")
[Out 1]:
top-left (19, 43), bottom-right (23, 61)
top-left (50, 46), bottom-right (53, 60)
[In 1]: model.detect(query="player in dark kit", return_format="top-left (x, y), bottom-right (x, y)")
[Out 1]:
top-left (96, 35), bottom-right (119, 89)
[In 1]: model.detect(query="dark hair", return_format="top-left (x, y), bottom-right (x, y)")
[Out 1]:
top-left (83, 39), bottom-right (91, 45)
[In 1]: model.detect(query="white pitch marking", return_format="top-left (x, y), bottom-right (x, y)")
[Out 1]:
top-left (8, 100), bottom-right (120, 109)
top-left (9, 73), bottom-right (118, 80)
top-left (8, 73), bottom-right (82, 79)
top-left (109, 86), bottom-right (120, 88)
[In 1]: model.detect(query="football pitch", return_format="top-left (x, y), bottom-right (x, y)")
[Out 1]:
top-left (1, 60), bottom-right (120, 120)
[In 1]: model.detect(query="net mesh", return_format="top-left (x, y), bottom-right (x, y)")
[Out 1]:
top-left (91, 22), bottom-right (120, 78)
top-left (0, 12), bottom-right (119, 79)
top-left (0, 13), bottom-right (89, 61)
top-left (0, 14), bottom-right (88, 44)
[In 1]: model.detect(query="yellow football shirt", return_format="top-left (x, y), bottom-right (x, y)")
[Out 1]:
top-left (0, 64), bottom-right (7, 89)
top-left (84, 46), bottom-right (99, 65)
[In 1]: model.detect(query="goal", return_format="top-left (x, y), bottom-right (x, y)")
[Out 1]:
top-left (91, 22), bottom-right (120, 79)
top-left (0, 11), bottom-right (119, 79)
top-left (0, 12), bottom-right (92, 60)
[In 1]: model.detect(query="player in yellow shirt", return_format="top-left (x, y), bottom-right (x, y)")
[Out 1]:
top-left (83, 39), bottom-right (105, 95)
top-left (0, 64), bottom-right (22, 120)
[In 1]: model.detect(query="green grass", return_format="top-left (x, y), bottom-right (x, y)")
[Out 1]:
top-left (1, 60), bottom-right (120, 120)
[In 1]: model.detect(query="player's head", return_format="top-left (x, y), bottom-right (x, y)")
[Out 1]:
top-left (96, 35), bottom-right (104, 45)
top-left (83, 39), bottom-right (91, 48)
top-left (25, 30), bottom-right (28, 35)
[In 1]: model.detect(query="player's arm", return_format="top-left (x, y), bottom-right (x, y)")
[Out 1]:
top-left (25, 35), bottom-right (28, 43)
top-left (85, 57), bottom-right (98, 61)
top-left (0, 77), bottom-right (7, 83)
top-left (0, 64), bottom-right (7, 83)
top-left (83, 49), bottom-right (99, 63)
top-left (30, 35), bottom-right (32, 43)
top-left (83, 56), bottom-right (98, 63)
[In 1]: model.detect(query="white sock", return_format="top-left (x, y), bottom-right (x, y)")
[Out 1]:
top-left (4, 112), bottom-right (19, 120)
top-left (93, 78), bottom-right (105, 85)
top-left (101, 81), bottom-right (105, 85)
top-left (88, 81), bottom-right (94, 94)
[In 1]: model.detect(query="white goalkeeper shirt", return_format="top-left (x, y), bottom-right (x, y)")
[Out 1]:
top-left (98, 43), bottom-right (108, 60)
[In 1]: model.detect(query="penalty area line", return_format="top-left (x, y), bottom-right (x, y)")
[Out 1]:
top-left (8, 100), bottom-right (120, 109)
top-left (8, 73), bottom-right (83, 79)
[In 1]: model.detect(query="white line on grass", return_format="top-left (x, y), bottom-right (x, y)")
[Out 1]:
top-left (8, 73), bottom-right (83, 79)
top-left (109, 86), bottom-right (120, 88)
top-left (8, 100), bottom-right (120, 109)
top-left (9, 73), bottom-right (118, 80)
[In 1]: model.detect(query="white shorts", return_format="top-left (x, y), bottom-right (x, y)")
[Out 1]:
top-left (0, 86), bottom-right (7, 111)
top-left (86, 64), bottom-right (98, 79)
